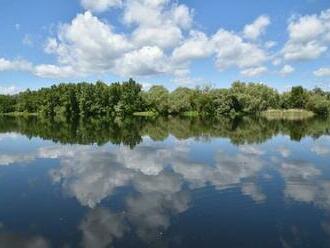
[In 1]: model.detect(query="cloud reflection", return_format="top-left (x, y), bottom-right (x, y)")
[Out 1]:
top-left (0, 232), bottom-right (49, 248)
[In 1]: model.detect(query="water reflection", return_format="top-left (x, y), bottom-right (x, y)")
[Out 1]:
top-left (0, 115), bottom-right (329, 146)
top-left (0, 116), bottom-right (330, 247)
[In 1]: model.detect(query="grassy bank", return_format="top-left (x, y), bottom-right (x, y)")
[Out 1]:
top-left (261, 109), bottom-right (315, 120)
top-left (181, 111), bottom-right (199, 117)
top-left (0, 112), bottom-right (38, 117)
top-left (133, 111), bottom-right (157, 117)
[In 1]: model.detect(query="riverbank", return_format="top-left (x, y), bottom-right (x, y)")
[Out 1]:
top-left (261, 109), bottom-right (315, 120)
top-left (133, 111), bottom-right (157, 117)
top-left (0, 112), bottom-right (38, 117)
top-left (0, 109), bottom-right (317, 120)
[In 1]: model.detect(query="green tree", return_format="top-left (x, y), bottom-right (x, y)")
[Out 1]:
top-left (290, 86), bottom-right (306, 109)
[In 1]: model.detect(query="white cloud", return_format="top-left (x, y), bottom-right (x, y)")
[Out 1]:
top-left (44, 11), bottom-right (132, 75)
top-left (0, 0), bottom-right (285, 82)
top-left (40, 1), bottom-right (195, 79)
top-left (34, 64), bottom-right (77, 78)
top-left (243, 15), bottom-right (271, 40)
top-left (288, 15), bottom-right (324, 43)
top-left (125, 1), bottom-right (193, 49)
top-left (212, 29), bottom-right (268, 70)
top-left (132, 26), bottom-right (182, 49)
top-left (282, 9), bottom-right (330, 61)
top-left (0, 57), bottom-right (77, 79)
top-left (282, 41), bottom-right (327, 60)
top-left (81, 0), bottom-right (122, 12)
top-left (314, 67), bottom-right (330, 77)
top-left (41, 0), bottom-right (266, 81)
top-left (123, 0), bottom-right (172, 26)
top-left (240, 66), bottom-right (267, 77)
top-left (113, 46), bottom-right (169, 76)
top-left (279, 64), bottom-right (295, 76)
top-left (171, 4), bottom-right (193, 29)
top-left (0, 58), bottom-right (32, 72)
top-left (172, 69), bottom-right (203, 86)
top-left (0, 85), bottom-right (21, 95)
top-left (172, 31), bottom-right (213, 63)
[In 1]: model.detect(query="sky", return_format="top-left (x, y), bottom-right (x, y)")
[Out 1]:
top-left (0, 0), bottom-right (330, 93)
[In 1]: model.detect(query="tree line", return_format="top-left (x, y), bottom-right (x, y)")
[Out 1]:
top-left (0, 78), bottom-right (330, 117)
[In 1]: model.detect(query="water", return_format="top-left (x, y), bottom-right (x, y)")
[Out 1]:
top-left (0, 116), bottom-right (330, 248)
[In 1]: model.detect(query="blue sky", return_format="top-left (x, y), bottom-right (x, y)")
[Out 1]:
top-left (0, 0), bottom-right (330, 93)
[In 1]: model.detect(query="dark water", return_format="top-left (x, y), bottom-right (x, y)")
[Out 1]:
top-left (0, 116), bottom-right (330, 248)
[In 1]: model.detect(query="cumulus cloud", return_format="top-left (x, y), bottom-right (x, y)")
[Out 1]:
top-left (282, 9), bottom-right (330, 61)
top-left (15, 1), bottom-right (330, 82)
top-left (113, 46), bottom-right (169, 76)
top-left (37, 2), bottom-right (194, 79)
top-left (314, 67), bottom-right (330, 77)
top-left (81, 0), bottom-right (122, 12)
top-left (0, 58), bottom-right (32, 72)
top-left (123, 0), bottom-right (192, 49)
top-left (34, 64), bottom-right (77, 78)
top-left (44, 11), bottom-right (132, 75)
top-left (279, 64), bottom-right (295, 76)
top-left (240, 66), bottom-right (267, 77)
top-left (0, 86), bottom-right (21, 95)
top-left (172, 31), bottom-right (213, 63)
top-left (5, 0), bottom-right (273, 81)
top-left (243, 15), bottom-right (271, 40)
top-left (212, 29), bottom-right (268, 71)
top-left (0, 0), bottom-right (276, 81)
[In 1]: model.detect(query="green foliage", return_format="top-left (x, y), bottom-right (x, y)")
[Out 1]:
top-left (168, 87), bottom-right (194, 114)
top-left (0, 79), bottom-right (143, 118)
top-left (306, 93), bottom-right (330, 116)
top-left (0, 95), bottom-right (16, 113)
top-left (0, 79), bottom-right (329, 118)
top-left (143, 85), bottom-right (169, 114)
top-left (229, 81), bottom-right (280, 113)
top-left (290, 86), bottom-right (307, 109)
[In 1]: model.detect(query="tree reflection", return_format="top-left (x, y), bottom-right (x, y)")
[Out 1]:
top-left (0, 116), bottom-right (329, 147)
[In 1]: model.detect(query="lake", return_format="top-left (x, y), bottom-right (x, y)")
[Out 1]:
top-left (0, 116), bottom-right (330, 247)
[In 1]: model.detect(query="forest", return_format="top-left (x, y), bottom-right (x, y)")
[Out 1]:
top-left (0, 78), bottom-right (330, 118)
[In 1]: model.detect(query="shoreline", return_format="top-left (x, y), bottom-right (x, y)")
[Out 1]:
top-left (261, 109), bottom-right (315, 120)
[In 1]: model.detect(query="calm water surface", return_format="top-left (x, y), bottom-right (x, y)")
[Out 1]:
top-left (0, 116), bottom-right (330, 247)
